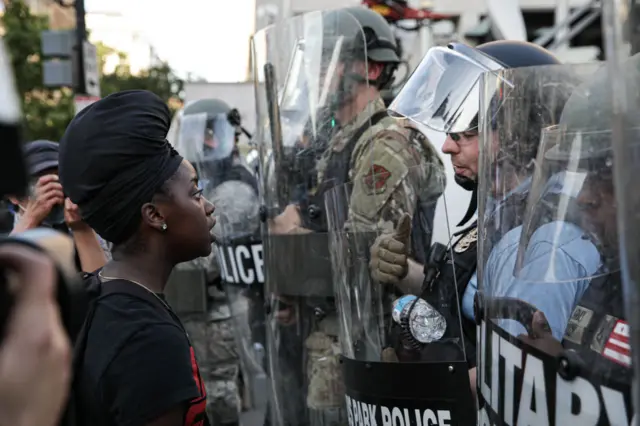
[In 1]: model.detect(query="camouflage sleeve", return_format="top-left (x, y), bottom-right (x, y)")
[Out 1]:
top-left (347, 131), bottom-right (420, 233)
top-left (409, 126), bottom-right (447, 206)
top-left (346, 125), bottom-right (446, 234)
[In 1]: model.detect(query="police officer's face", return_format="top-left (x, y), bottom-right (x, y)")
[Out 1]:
top-left (442, 131), bottom-right (479, 183)
top-left (577, 173), bottom-right (618, 250)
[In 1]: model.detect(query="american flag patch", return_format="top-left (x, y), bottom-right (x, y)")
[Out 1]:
top-left (602, 319), bottom-right (632, 367)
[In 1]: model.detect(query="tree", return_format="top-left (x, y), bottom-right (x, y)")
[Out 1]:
top-left (2, 0), bottom-right (184, 142)
top-left (2, 0), bottom-right (75, 142)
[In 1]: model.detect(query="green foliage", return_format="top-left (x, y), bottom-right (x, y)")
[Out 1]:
top-left (2, 0), bottom-right (184, 142)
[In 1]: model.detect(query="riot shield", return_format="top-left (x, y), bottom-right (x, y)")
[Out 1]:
top-left (252, 9), bottom-right (373, 426)
top-left (603, 1), bottom-right (640, 420)
top-left (326, 163), bottom-right (478, 425)
top-left (476, 63), bottom-right (634, 425)
top-left (211, 179), bottom-right (268, 416)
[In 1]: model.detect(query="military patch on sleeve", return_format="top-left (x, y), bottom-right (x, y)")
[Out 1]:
top-left (598, 318), bottom-right (631, 367)
top-left (363, 164), bottom-right (391, 194)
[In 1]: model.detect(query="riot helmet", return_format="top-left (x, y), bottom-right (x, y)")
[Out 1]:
top-left (340, 6), bottom-right (400, 89)
top-left (390, 40), bottom-right (561, 134)
top-left (516, 57), bottom-right (640, 280)
top-left (313, 6), bottom-right (401, 112)
top-left (390, 41), bottom-right (560, 224)
top-left (169, 98), bottom-right (238, 192)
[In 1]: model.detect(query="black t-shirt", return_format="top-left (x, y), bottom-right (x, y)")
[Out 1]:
top-left (78, 279), bottom-right (209, 426)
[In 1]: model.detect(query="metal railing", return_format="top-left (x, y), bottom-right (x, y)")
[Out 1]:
top-left (533, 0), bottom-right (601, 50)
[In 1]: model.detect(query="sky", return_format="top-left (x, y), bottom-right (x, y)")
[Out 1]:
top-left (85, 0), bottom-right (256, 82)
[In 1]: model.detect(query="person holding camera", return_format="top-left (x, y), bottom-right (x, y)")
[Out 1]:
top-left (0, 243), bottom-right (72, 426)
top-left (7, 140), bottom-right (107, 272)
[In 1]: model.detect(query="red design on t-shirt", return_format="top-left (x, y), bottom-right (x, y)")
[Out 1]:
top-left (184, 346), bottom-right (207, 426)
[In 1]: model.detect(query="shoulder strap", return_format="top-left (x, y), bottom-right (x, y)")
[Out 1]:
top-left (342, 110), bottom-right (393, 183)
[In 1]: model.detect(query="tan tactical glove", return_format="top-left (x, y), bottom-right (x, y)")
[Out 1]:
top-left (369, 213), bottom-right (411, 285)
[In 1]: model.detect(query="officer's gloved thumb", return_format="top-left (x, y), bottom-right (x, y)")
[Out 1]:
top-left (393, 213), bottom-right (412, 247)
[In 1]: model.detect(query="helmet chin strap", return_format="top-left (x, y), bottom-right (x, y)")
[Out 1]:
top-left (454, 175), bottom-right (478, 227)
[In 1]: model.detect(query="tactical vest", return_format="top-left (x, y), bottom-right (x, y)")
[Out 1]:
top-left (424, 222), bottom-right (479, 366)
top-left (301, 111), bottom-right (433, 264)
top-left (562, 270), bottom-right (630, 383)
top-left (424, 189), bottom-right (572, 367)
top-left (301, 110), bottom-right (388, 232)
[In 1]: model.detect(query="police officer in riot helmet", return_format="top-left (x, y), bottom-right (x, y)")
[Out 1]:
top-left (167, 97), bottom-right (259, 426)
top-left (179, 99), bottom-right (257, 194)
top-left (379, 40), bottom-right (562, 391)
top-left (260, 6), bottom-right (444, 426)
top-left (503, 59), bottom-right (637, 424)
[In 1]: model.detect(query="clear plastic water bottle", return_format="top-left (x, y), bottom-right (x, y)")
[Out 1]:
top-left (392, 295), bottom-right (446, 343)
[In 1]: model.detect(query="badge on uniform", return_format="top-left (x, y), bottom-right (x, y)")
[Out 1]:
top-left (563, 305), bottom-right (594, 344)
top-left (363, 164), bottom-right (391, 195)
top-left (454, 227), bottom-right (478, 253)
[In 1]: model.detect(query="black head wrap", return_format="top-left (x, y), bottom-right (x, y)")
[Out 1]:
top-left (59, 90), bottom-right (183, 244)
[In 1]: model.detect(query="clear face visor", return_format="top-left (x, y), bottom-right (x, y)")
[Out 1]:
top-left (389, 45), bottom-right (512, 133)
top-left (514, 125), bottom-right (621, 283)
top-left (176, 112), bottom-right (235, 162)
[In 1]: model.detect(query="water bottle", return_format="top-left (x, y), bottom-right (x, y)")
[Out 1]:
top-left (392, 295), bottom-right (446, 344)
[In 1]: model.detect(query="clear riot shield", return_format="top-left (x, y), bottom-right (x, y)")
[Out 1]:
top-left (603, 1), bottom-right (640, 421)
top-left (252, 9), bottom-right (372, 426)
top-left (210, 180), bottom-right (268, 416)
top-left (326, 163), bottom-right (477, 425)
top-left (167, 109), bottom-right (250, 423)
top-left (476, 63), bottom-right (634, 425)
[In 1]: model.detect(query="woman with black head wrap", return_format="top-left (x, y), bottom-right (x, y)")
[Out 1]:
top-left (59, 90), bottom-right (215, 426)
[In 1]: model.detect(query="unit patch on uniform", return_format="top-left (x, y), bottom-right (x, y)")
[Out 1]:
top-left (563, 305), bottom-right (594, 344)
top-left (363, 164), bottom-right (391, 194)
top-left (454, 227), bottom-right (478, 253)
top-left (599, 318), bottom-right (631, 368)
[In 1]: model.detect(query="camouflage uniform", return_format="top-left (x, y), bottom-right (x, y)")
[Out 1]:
top-left (306, 95), bottom-right (445, 410)
top-left (174, 249), bottom-right (243, 426)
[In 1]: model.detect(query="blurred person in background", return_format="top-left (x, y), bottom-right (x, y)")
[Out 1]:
top-left (7, 140), bottom-right (108, 272)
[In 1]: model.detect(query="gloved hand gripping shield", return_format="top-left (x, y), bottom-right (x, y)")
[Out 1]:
top-left (325, 163), bottom-right (477, 424)
top-left (476, 63), bottom-right (633, 425)
top-left (251, 9), bottom-right (373, 426)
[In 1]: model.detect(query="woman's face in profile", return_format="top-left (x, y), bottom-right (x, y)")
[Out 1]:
top-left (160, 160), bottom-right (216, 262)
